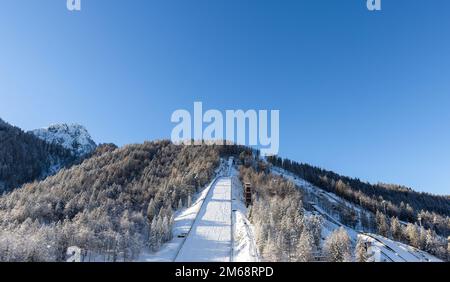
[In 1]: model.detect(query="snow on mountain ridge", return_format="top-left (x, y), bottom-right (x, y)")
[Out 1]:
top-left (30, 123), bottom-right (97, 156)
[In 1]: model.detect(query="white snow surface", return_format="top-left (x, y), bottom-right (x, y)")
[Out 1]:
top-left (138, 177), bottom-right (219, 261)
top-left (271, 165), bottom-right (442, 262)
top-left (31, 123), bottom-right (96, 156)
top-left (175, 177), bottom-right (233, 262)
top-left (360, 233), bottom-right (442, 262)
top-left (139, 161), bottom-right (442, 263)
top-left (139, 158), bottom-right (259, 262)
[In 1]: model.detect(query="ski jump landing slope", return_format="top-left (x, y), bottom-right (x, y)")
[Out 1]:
top-left (175, 177), bottom-right (233, 262)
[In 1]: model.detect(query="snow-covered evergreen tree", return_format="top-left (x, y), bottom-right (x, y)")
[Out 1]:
top-left (376, 210), bottom-right (389, 237)
top-left (390, 216), bottom-right (402, 241)
top-left (295, 229), bottom-right (314, 262)
top-left (149, 217), bottom-right (158, 251)
top-left (447, 237), bottom-right (450, 261)
top-left (405, 223), bottom-right (420, 248)
top-left (324, 227), bottom-right (352, 262)
top-left (187, 194), bottom-right (192, 207)
top-left (355, 236), bottom-right (368, 262)
top-left (425, 229), bottom-right (437, 254)
top-left (304, 215), bottom-right (323, 249)
top-left (147, 198), bottom-right (157, 221)
top-left (262, 232), bottom-right (281, 262)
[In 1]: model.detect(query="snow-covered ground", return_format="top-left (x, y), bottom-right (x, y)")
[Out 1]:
top-left (138, 177), bottom-right (219, 262)
top-left (272, 167), bottom-right (363, 214)
top-left (138, 161), bottom-right (441, 263)
top-left (360, 233), bottom-right (441, 262)
top-left (271, 165), bottom-right (442, 262)
top-left (140, 158), bottom-right (258, 262)
top-left (175, 177), bottom-right (233, 262)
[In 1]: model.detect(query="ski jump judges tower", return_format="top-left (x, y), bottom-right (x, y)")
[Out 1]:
top-left (243, 182), bottom-right (253, 207)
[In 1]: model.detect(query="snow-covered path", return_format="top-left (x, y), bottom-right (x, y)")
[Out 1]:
top-left (175, 177), bottom-right (233, 262)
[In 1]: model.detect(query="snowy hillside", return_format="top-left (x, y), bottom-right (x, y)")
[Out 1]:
top-left (359, 233), bottom-right (441, 262)
top-left (30, 124), bottom-right (96, 156)
top-left (0, 136), bottom-right (444, 262)
top-left (139, 158), bottom-right (259, 262)
top-left (271, 166), bottom-right (442, 262)
top-left (0, 118), bottom-right (75, 192)
top-left (135, 159), bottom-right (442, 263)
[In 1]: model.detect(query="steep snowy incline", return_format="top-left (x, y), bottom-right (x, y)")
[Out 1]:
top-left (138, 159), bottom-right (230, 262)
top-left (138, 177), bottom-right (218, 262)
top-left (175, 177), bottom-right (233, 262)
top-left (360, 233), bottom-right (442, 262)
top-left (271, 165), bottom-right (442, 262)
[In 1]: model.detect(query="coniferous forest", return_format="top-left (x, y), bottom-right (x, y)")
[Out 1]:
top-left (0, 118), bottom-right (449, 262)
top-left (267, 156), bottom-right (450, 259)
top-left (0, 141), bottom-right (220, 261)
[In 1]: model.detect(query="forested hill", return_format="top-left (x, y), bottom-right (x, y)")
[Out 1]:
top-left (0, 141), bottom-right (225, 261)
top-left (267, 156), bottom-right (450, 237)
top-left (0, 119), bottom-right (76, 193)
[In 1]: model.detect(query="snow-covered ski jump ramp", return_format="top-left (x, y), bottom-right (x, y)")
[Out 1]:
top-left (175, 177), bottom-right (233, 262)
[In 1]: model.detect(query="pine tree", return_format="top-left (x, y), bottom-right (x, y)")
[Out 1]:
top-left (324, 227), bottom-right (352, 262)
top-left (262, 232), bottom-right (281, 262)
top-left (360, 212), bottom-right (370, 231)
top-left (276, 232), bottom-right (289, 261)
top-left (178, 198), bottom-right (184, 210)
top-left (149, 217), bottom-right (158, 250)
top-left (155, 216), bottom-right (164, 249)
top-left (162, 216), bottom-right (172, 241)
top-left (405, 223), bottom-right (419, 248)
top-left (147, 198), bottom-right (157, 221)
top-left (304, 215), bottom-right (322, 249)
top-left (447, 237), bottom-right (450, 261)
top-left (390, 216), bottom-right (402, 241)
top-left (418, 226), bottom-right (427, 250)
top-left (295, 230), bottom-right (314, 262)
top-left (355, 236), bottom-right (368, 262)
top-left (424, 229), bottom-right (436, 254)
top-left (187, 194), bottom-right (192, 207)
top-left (375, 210), bottom-right (389, 237)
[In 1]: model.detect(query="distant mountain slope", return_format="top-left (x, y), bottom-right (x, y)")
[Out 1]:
top-left (0, 118), bottom-right (76, 193)
top-left (30, 123), bottom-right (96, 157)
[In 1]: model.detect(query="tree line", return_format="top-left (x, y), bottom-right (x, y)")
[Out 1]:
top-left (240, 165), bottom-right (353, 262)
top-left (0, 141), bottom-right (220, 261)
top-left (0, 118), bottom-right (76, 193)
top-left (267, 156), bottom-right (450, 261)
top-left (267, 156), bottom-right (450, 238)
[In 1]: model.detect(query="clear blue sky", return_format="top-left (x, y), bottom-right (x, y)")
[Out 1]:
top-left (1, 0), bottom-right (450, 195)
